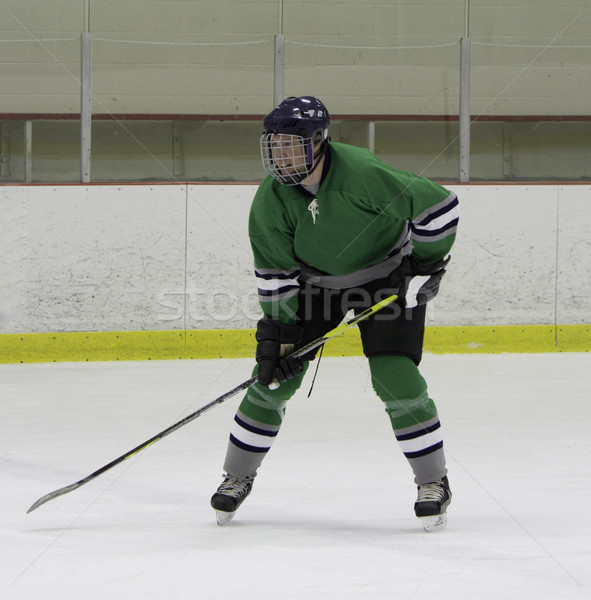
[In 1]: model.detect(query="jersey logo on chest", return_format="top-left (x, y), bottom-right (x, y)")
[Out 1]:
top-left (307, 198), bottom-right (319, 224)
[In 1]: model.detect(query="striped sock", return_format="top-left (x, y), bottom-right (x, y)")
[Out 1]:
top-left (221, 371), bottom-right (305, 478)
top-left (369, 354), bottom-right (447, 485)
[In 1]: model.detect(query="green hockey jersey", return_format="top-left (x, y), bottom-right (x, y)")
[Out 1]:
top-left (249, 142), bottom-right (459, 323)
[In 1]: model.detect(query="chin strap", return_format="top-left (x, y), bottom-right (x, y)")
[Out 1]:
top-left (306, 140), bottom-right (328, 178)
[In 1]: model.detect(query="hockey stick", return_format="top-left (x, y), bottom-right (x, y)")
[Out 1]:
top-left (27, 293), bottom-right (397, 514)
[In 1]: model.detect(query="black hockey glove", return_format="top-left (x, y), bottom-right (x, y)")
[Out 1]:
top-left (255, 318), bottom-right (303, 388)
top-left (394, 255), bottom-right (451, 308)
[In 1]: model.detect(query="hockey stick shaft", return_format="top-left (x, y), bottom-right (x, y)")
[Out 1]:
top-left (27, 293), bottom-right (397, 513)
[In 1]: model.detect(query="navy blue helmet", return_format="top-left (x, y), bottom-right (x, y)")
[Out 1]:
top-left (263, 96), bottom-right (330, 140)
top-left (260, 96), bottom-right (330, 185)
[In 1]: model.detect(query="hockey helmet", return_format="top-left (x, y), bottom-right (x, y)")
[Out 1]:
top-left (260, 96), bottom-right (330, 185)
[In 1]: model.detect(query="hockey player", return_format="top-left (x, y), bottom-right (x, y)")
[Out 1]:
top-left (211, 96), bottom-right (459, 531)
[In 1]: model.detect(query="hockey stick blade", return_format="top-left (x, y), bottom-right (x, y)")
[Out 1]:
top-left (26, 374), bottom-right (258, 514)
top-left (27, 293), bottom-right (397, 514)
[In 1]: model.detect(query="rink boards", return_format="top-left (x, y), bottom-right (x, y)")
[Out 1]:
top-left (1, 183), bottom-right (590, 362)
top-left (0, 323), bottom-right (590, 363)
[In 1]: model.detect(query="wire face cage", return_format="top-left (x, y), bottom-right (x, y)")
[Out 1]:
top-left (260, 133), bottom-right (316, 185)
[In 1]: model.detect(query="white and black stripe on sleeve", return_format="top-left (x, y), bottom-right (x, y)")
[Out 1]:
top-left (410, 192), bottom-right (459, 243)
top-left (255, 266), bottom-right (301, 302)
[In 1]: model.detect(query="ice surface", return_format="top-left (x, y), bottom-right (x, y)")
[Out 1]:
top-left (1, 353), bottom-right (590, 600)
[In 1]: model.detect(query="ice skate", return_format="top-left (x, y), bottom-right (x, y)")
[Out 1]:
top-left (210, 473), bottom-right (255, 526)
top-left (414, 476), bottom-right (451, 532)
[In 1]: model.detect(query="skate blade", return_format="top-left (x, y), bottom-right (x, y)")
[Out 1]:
top-left (419, 512), bottom-right (447, 532)
top-left (215, 510), bottom-right (236, 526)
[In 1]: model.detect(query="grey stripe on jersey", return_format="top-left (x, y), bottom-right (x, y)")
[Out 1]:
top-left (411, 192), bottom-right (459, 243)
top-left (298, 247), bottom-right (410, 290)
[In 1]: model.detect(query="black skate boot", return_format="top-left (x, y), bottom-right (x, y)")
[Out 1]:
top-left (414, 475), bottom-right (452, 532)
top-left (211, 473), bottom-right (255, 525)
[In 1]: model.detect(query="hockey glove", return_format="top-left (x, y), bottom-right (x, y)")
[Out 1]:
top-left (395, 255), bottom-right (451, 308)
top-left (255, 318), bottom-right (303, 388)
